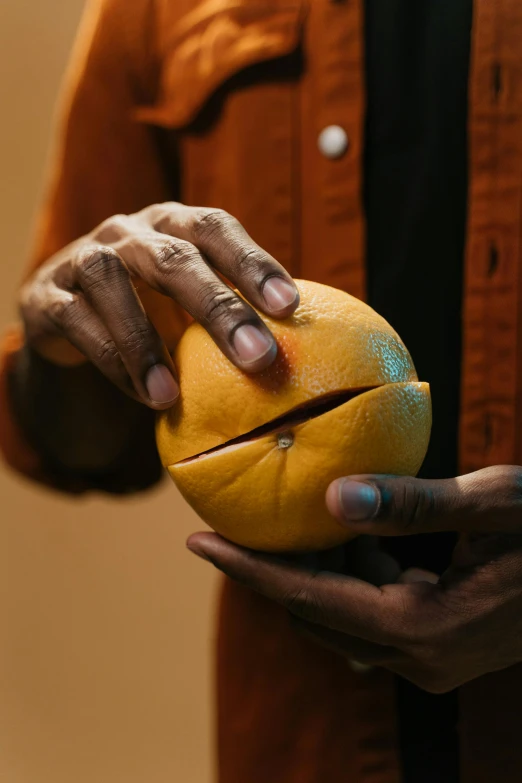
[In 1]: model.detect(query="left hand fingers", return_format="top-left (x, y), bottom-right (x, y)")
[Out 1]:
top-left (142, 203), bottom-right (299, 319)
top-left (326, 465), bottom-right (522, 536)
top-left (187, 533), bottom-right (432, 646)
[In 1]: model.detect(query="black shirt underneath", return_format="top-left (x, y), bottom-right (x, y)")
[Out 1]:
top-left (364, 1), bottom-right (473, 780)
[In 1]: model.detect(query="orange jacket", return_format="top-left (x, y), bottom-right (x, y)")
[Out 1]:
top-left (2, 0), bottom-right (522, 780)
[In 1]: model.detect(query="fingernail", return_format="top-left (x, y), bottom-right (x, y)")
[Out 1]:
top-left (262, 277), bottom-right (299, 312)
top-left (233, 324), bottom-right (276, 365)
top-left (338, 480), bottom-right (380, 522)
top-left (145, 364), bottom-right (179, 404)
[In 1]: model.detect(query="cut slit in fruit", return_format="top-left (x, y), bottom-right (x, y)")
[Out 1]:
top-left (176, 386), bottom-right (382, 465)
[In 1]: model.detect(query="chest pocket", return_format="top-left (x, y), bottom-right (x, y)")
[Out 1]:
top-left (135, 0), bottom-right (305, 276)
top-left (136, 0), bottom-right (304, 129)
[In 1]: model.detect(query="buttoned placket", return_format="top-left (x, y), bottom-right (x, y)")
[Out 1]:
top-left (460, 1), bottom-right (522, 473)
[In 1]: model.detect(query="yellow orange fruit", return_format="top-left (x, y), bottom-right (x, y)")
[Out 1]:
top-left (156, 280), bottom-right (431, 552)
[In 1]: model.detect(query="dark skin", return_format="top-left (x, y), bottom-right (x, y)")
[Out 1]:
top-left (188, 466), bottom-right (522, 694)
top-left (15, 203), bottom-right (522, 691)
top-left (13, 203), bottom-right (299, 475)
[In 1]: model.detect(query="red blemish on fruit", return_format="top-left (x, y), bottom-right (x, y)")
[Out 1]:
top-left (251, 339), bottom-right (295, 393)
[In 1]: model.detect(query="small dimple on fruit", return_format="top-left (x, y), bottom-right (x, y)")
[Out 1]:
top-left (277, 431), bottom-right (294, 450)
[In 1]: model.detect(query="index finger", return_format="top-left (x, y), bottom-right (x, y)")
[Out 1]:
top-left (187, 532), bottom-right (415, 646)
top-left (145, 204), bottom-right (300, 318)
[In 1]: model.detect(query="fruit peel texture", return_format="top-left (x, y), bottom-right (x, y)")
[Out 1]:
top-left (167, 381), bottom-right (431, 552)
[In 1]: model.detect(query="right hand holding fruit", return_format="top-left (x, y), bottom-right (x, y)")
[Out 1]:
top-left (19, 202), bottom-right (300, 409)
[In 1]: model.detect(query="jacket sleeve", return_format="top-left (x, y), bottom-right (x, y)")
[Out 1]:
top-left (0, 0), bottom-right (188, 488)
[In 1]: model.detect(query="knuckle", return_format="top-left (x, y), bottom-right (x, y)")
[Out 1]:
top-left (200, 287), bottom-right (247, 328)
top-left (118, 320), bottom-right (156, 358)
top-left (388, 480), bottom-right (437, 532)
top-left (284, 576), bottom-right (329, 625)
top-left (142, 200), bottom-right (181, 226)
top-left (191, 208), bottom-right (236, 242)
top-left (233, 247), bottom-right (267, 277)
top-left (285, 587), bottom-right (317, 621)
top-left (93, 214), bottom-right (130, 242)
top-left (154, 239), bottom-right (198, 280)
top-left (93, 337), bottom-right (120, 368)
top-left (46, 294), bottom-right (83, 330)
top-left (76, 247), bottom-right (124, 288)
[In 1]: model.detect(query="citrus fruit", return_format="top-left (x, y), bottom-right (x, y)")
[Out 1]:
top-left (156, 280), bottom-right (431, 552)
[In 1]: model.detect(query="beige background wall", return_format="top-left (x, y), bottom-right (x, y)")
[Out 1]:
top-left (0, 2), bottom-right (216, 781)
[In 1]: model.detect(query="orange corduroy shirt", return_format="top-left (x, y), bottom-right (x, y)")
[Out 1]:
top-left (2, 0), bottom-right (522, 780)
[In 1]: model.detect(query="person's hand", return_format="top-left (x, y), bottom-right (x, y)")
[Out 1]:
top-left (187, 465), bottom-right (522, 693)
top-left (19, 203), bottom-right (299, 409)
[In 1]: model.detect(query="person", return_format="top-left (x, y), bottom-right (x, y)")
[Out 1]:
top-left (1, 0), bottom-right (522, 780)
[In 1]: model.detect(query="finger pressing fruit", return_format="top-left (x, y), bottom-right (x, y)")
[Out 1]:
top-left (156, 280), bottom-right (431, 552)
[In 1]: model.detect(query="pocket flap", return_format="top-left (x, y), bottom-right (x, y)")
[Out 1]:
top-left (135, 0), bottom-right (304, 128)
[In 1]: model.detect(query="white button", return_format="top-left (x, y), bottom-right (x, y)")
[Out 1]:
top-left (318, 125), bottom-right (349, 159)
top-left (349, 660), bottom-right (374, 674)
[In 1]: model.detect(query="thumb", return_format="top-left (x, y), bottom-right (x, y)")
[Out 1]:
top-left (326, 465), bottom-right (522, 536)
